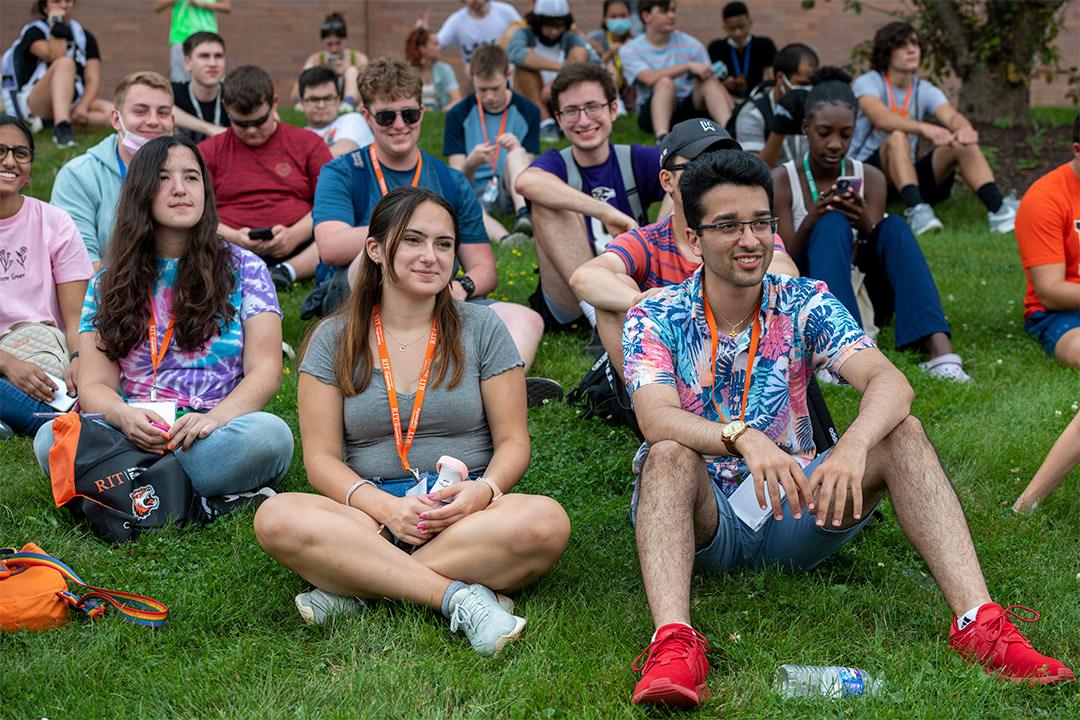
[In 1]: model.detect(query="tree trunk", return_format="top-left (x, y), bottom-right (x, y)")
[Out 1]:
top-left (956, 65), bottom-right (1030, 126)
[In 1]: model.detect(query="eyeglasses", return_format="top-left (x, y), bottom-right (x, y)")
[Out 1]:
top-left (320, 20), bottom-right (346, 37)
top-left (372, 107), bottom-right (423, 127)
top-left (694, 217), bottom-right (778, 240)
top-left (227, 107), bottom-right (273, 128)
top-left (667, 161), bottom-right (693, 173)
top-left (0, 143), bottom-right (34, 163)
top-left (556, 102), bottom-right (612, 123)
top-left (302, 94), bottom-right (338, 106)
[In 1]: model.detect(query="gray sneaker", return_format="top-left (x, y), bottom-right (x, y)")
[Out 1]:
top-left (449, 583), bottom-right (526, 656)
top-left (539, 123), bottom-right (560, 143)
top-left (987, 197), bottom-right (1018, 234)
top-left (903, 203), bottom-right (943, 235)
top-left (295, 588), bottom-right (365, 625)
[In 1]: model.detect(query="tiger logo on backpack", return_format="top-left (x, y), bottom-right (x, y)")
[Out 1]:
top-left (130, 486), bottom-right (161, 519)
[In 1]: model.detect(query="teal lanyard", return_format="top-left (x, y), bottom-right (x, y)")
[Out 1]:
top-left (803, 153), bottom-right (845, 202)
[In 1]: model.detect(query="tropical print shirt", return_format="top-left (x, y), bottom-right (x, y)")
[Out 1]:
top-left (623, 269), bottom-right (874, 496)
top-left (81, 245), bottom-right (280, 409)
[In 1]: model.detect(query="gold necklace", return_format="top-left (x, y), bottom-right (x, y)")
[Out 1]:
top-left (712, 301), bottom-right (759, 340)
top-left (382, 325), bottom-right (430, 352)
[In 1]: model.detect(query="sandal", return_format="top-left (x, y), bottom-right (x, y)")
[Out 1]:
top-left (918, 353), bottom-right (972, 383)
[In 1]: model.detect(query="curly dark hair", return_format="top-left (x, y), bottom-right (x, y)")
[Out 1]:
top-left (870, 21), bottom-right (922, 74)
top-left (92, 135), bottom-right (236, 361)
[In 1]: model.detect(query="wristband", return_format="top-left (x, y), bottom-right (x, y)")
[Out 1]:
top-left (344, 478), bottom-right (371, 508)
top-left (69, 351), bottom-right (80, 360)
top-left (457, 275), bottom-right (476, 300)
top-left (475, 476), bottom-right (503, 502)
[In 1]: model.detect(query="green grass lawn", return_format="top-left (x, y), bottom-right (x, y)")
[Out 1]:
top-left (2, 110), bottom-right (1078, 719)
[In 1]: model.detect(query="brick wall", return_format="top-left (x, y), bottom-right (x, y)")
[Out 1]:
top-left (1, 0), bottom-right (1076, 109)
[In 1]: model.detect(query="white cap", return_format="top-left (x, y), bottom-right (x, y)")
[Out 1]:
top-left (533, 0), bottom-right (571, 17)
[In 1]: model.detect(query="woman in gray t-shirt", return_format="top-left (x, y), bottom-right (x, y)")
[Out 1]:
top-left (254, 187), bottom-right (570, 657)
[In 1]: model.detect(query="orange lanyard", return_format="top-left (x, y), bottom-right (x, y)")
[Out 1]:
top-left (370, 147), bottom-right (423, 196)
top-left (146, 288), bottom-right (175, 402)
top-left (885, 76), bottom-right (913, 116)
top-left (702, 287), bottom-right (762, 424)
top-left (373, 305), bottom-right (438, 478)
top-left (476, 91), bottom-right (509, 176)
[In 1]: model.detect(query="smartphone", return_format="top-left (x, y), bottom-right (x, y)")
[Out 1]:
top-left (248, 227), bottom-right (273, 241)
top-left (836, 176), bottom-right (862, 196)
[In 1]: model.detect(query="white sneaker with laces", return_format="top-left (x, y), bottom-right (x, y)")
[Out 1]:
top-left (294, 588), bottom-right (365, 625)
top-left (903, 202), bottom-right (944, 235)
top-left (987, 197), bottom-right (1018, 234)
top-left (448, 583), bottom-right (526, 656)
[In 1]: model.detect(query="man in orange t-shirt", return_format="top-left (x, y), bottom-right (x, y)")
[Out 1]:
top-left (1014, 115), bottom-right (1080, 366)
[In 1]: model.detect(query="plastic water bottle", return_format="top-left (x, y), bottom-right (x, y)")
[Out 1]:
top-left (430, 455), bottom-right (468, 493)
top-left (773, 665), bottom-right (883, 699)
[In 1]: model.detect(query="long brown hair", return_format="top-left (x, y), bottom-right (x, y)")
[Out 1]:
top-left (92, 135), bottom-right (236, 360)
top-left (329, 186), bottom-right (465, 395)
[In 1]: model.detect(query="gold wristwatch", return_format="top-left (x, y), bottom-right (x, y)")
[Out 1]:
top-left (722, 420), bottom-right (749, 457)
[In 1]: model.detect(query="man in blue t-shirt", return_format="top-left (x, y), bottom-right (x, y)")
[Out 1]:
top-left (444, 43), bottom-right (540, 242)
top-left (516, 62), bottom-right (668, 331)
top-left (313, 57), bottom-right (551, 384)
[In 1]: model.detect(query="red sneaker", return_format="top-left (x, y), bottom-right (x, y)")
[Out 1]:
top-left (948, 603), bottom-right (1075, 685)
top-left (631, 623), bottom-right (710, 707)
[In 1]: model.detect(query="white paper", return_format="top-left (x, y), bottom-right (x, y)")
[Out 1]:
top-left (404, 477), bottom-right (428, 497)
top-left (128, 400), bottom-right (177, 426)
top-left (44, 372), bottom-right (77, 412)
top-left (728, 472), bottom-right (786, 532)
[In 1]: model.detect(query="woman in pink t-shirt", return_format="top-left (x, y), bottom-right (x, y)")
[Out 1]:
top-left (0, 114), bottom-right (92, 436)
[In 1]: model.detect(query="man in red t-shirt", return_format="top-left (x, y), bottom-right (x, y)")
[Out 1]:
top-left (1014, 115), bottom-right (1080, 367)
top-left (200, 65), bottom-right (332, 290)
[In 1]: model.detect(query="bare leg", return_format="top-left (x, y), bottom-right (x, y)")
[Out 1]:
top-left (514, 67), bottom-right (546, 121)
top-left (932, 142), bottom-right (994, 191)
top-left (693, 76), bottom-right (733, 128)
top-left (649, 76), bottom-right (677, 138)
top-left (343, 65), bottom-right (362, 104)
top-left (531, 202), bottom-right (594, 316)
top-left (254, 492), bottom-right (569, 603)
top-left (26, 57), bottom-right (76, 122)
top-left (1053, 326), bottom-right (1080, 367)
top-left (489, 300), bottom-right (544, 372)
top-left (282, 241), bottom-right (320, 281)
top-left (878, 130), bottom-right (919, 191)
top-left (846, 415), bottom-right (991, 616)
top-left (596, 308), bottom-right (629, 380)
top-left (482, 210), bottom-right (508, 241)
top-left (923, 331), bottom-right (954, 359)
top-left (502, 145), bottom-right (531, 213)
top-left (1013, 410), bottom-right (1080, 513)
top-left (635, 440), bottom-right (719, 629)
top-left (85, 98), bottom-right (114, 127)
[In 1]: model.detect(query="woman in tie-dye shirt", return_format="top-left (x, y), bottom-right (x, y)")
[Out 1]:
top-left (34, 135), bottom-right (293, 497)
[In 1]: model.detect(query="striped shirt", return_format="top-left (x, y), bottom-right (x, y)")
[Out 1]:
top-left (619, 30), bottom-right (710, 109)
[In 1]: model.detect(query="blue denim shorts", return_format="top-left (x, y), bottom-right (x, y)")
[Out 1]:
top-left (1024, 310), bottom-right (1080, 357)
top-left (633, 448), bottom-right (880, 574)
top-left (368, 471), bottom-right (482, 550)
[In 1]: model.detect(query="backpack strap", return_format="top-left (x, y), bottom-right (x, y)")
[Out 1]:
top-left (559, 144), bottom-right (644, 223)
top-left (1, 549), bottom-right (168, 627)
top-left (348, 148), bottom-right (370, 228)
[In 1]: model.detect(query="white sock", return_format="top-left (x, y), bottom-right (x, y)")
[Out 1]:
top-left (957, 604), bottom-right (986, 630)
top-left (651, 622), bottom-right (693, 643)
top-left (280, 262), bottom-right (297, 283)
top-left (579, 300), bottom-right (596, 327)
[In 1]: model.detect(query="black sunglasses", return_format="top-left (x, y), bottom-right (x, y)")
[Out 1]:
top-left (372, 107), bottom-right (422, 127)
top-left (320, 20), bottom-right (346, 37)
top-left (227, 107), bottom-right (273, 128)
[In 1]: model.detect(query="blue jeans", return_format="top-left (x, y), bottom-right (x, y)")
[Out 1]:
top-left (0, 378), bottom-right (53, 436)
top-left (34, 411), bottom-right (294, 496)
top-left (796, 212), bottom-right (950, 349)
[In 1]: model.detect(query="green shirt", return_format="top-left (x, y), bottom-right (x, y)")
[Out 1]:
top-left (168, 0), bottom-right (220, 45)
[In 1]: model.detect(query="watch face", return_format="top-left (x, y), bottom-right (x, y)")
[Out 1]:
top-left (723, 421), bottom-right (747, 438)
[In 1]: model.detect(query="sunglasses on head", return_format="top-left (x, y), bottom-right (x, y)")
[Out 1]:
top-left (371, 107), bottom-right (422, 127)
top-left (320, 20), bottom-right (346, 36)
top-left (227, 107), bottom-right (273, 128)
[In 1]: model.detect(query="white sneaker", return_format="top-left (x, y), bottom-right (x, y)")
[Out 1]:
top-left (295, 588), bottom-right (365, 625)
top-left (448, 584), bottom-right (526, 656)
top-left (918, 353), bottom-right (972, 382)
top-left (903, 203), bottom-right (943, 235)
top-left (987, 198), bottom-right (1017, 234)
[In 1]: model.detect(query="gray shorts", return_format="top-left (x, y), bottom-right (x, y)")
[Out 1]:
top-left (633, 448), bottom-right (880, 574)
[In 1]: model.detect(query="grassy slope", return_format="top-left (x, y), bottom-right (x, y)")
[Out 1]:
top-left (1, 110), bottom-right (1078, 719)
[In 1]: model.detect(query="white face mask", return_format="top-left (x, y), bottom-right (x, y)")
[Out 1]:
top-left (779, 75), bottom-right (812, 95)
top-left (118, 116), bottom-right (150, 156)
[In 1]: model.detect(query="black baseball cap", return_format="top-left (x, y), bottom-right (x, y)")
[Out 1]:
top-left (659, 119), bottom-right (742, 169)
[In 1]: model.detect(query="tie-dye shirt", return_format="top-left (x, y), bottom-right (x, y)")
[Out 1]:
top-left (80, 245), bottom-right (281, 409)
top-left (623, 269), bottom-right (874, 497)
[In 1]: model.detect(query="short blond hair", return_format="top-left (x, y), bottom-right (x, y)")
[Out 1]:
top-left (114, 71), bottom-right (173, 112)
top-left (359, 56), bottom-right (422, 108)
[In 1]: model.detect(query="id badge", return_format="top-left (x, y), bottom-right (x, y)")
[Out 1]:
top-left (481, 176), bottom-right (500, 205)
top-left (129, 399), bottom-right (177, 426)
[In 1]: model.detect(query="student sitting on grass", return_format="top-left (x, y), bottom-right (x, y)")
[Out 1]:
top-left (1013, 114), bottom-right (1080, 367)
top-left (405, 27), bottom-right (461, 112)
top-left (291, 12), bottom-right (367, 110)
top-left (254, 186), bottom-right (571, 655)
top-left (33, 134), bottom-right (293, 500)
top-left (773, 68), bottom-right (970, 382)
top-left (299, 66), bottom-right (373, 159)
top-left (707, 1), bottom-right (777, 100)
top-left (170, 31), bottom-right (229, 144)
top-left (444, 43), bottom-right (539, 242)
top-left (0, 115), bottom-right (92, 437)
